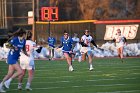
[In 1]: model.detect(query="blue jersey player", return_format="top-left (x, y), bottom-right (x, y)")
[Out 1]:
top-left (58, 31), bottom-right (74, 71)
top-left (47, 33), bottom-right (56, 60)
top-left (0, 28), bottom-right (28, 92)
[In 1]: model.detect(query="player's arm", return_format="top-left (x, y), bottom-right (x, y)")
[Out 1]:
top-left (57, 37), bottom-right (63, 48)
top-left (58, 42), bottom-right (63, 48)
top-left (23, 45), bottom-right (29, 56)
top-left (91, 39), bottom-right (97, 48)
top-left (112, 38), bottom-right (116, 42)
top-left (123, 37), bottom-right (127, 45)
top-left (123, 37), bottom-right (127, 43)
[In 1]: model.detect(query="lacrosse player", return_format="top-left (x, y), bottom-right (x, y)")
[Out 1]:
top-left (80, 29), bottom-right (98, 71)
top-left (18, 31), bottom-right (37, 91)
top-left (0, 28), bottom-right (28, 92)
top-left (57, 31), bottom-right (74, 71)
top-left (113, 29), bottom-right (127, 62)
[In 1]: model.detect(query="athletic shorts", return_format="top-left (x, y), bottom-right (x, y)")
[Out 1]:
top-left (62, 51), bottom-right (73, 56)
top-left (116, 43), bottom-right (124, 49)
top-left (20, 54), bottom-right (35, 70)
top-left (7, 55), bottom-right (18, 65)
top-left (80, 47), bottom-right (92, 55)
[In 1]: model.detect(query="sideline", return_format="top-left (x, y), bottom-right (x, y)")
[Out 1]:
top-left (0, 56), bottom-right (140, 61)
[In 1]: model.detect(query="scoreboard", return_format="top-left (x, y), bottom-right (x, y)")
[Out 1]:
top-left (41, 7), bottom-right (58, 21)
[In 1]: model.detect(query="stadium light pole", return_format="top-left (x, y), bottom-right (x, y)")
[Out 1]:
top-left (32, 0), bottom-right (36, 42)
top-left (48, 0), bottom-right (51, 37)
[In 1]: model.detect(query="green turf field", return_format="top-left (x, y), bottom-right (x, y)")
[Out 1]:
top-left (0, 58), bottom-right (140, 93)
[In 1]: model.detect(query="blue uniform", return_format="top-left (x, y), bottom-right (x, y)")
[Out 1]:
top-left (7, 37), bottom-right (26, 65)
top-left (60, 36), bottom-right (73, 53)
top-left (47, 37), bottom-right (56, 48)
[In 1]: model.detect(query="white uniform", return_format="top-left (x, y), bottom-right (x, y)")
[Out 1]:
top-left (80, 35), bottom-right (93, 54)
top-left (72, 37), bottom-right (81, 52)
top-left (20, 40), bottom-right (36, 70)
top-left (115, 35), bottom-right (125, 48)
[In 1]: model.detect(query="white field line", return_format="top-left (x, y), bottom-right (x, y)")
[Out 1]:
top-left (86, 77), bottom-right (137, 82)
top-left (12, 80), bottom-right (70, 85)
top-left (9, 84), bottom-right (140, 92)
top-left (97, 90), bottom-right (140, 93)
top-left (10, 77), bottom-right (137, 85)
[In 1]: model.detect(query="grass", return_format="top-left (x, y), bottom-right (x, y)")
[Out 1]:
top-left (0, 58), bottom-right (140, 93)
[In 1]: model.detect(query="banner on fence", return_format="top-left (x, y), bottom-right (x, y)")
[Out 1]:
top-left (104, 24), bottom-right (139, 40)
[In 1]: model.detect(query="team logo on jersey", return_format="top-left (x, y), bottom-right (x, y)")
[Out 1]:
top-left (104, 24), bottom-right (139, 40)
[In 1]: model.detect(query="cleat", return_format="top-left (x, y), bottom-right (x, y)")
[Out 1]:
top-left (4, 81), bottom-right (10, 89)
top-left (89, 67), bottom-right (94, 71)
top-left (121, 59), bottom-right (124, 63)
top-left (25, 86), bottom-right (32, 91)
top-left (48, 58), bottom-right (51, 61)
top-left (69, 66), bottom-right (74, 72)
top-left (0, 88), bottom-right (6, 93)
top-left (17, 84), bottom-right (22, 90)
top-left (0, 84), bottom-right (6, 93)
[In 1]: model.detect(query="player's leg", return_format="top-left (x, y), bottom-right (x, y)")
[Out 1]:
top-left (72, 48), bottom-right (77, 61)
top-left (81, 53), bottom-right (86, 61)
top-left (63, 52), bottom-right (74, 71)
top-left (78, 51), bottom-right (82, 62)
top-left (25, 69), bottom-right (34, 91)
top-left (48, 47), bottom-right (51, 60)
top-left (72, 52), bottom-right (75, 62)
top-left (117, 47), bottom-right (124, 62)
top-left (87, 51), bottom-right (94, 71)
top-left (51, 48), bottom-right (55, 60)
top-left (18, 69), bottom-right (26, 90)
top-left (119, 46), bottom-right (124, 62)
top-left (119, 46), bottom-right (124, 59)
top-left (4, 63), bottom-right (22, 89)
top-left (25, 59), bottom-right (35, 90)
top-left (80, 47), bottom-right (87, 62)
top-left (0, 65), bottom-right (14, 92)
top-left (117, 48), bottom-right (121, 58)
top-left (10, 63), bottom-right (23, 79)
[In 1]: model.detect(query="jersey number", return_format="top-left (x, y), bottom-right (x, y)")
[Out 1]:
top-left (26, 45), bottom-right (30, 52)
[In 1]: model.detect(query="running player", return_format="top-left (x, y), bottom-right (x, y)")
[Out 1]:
top-left (18, 31), bottom-right (36, 90)
top-left (113, 29), bottom-right (127, 62)
top-left (0, 28), bottom-right (27, 92)
top-left (80, 29), bottom-right (98, 71)
top-left (58, 31), bottom-right (74, 71)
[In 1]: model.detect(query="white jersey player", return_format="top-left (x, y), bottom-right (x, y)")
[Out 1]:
top-left (80, 30), bottom-right (98, 71)
top-left (113, 29), bottom-right (127, 62)
top-left (20, 40), bottom-right (36, 69)
top-left (18, 31), bottom-right (36, 90)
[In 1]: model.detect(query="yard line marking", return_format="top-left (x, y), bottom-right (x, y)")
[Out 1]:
top-left (86, 78), bottom-right (114, 81)
top-left (97, 90), bottom-right (140, 93)
top-left (10, 77), bottom-right (137, 86)
top-left (95, 84), bottom-right (126, 86)
top-left (11, 80), bottom-right (70, 85)
top-left (131, 73), bottom-right (140, 75)
top-left (86, 77), bottom-right (137, 82)
top-left (32, 76), bottom-right (74, 79)
top-left (72, 86), bottom-right (82, 87)
top-left (9, 83), bottom-right (133, 92)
